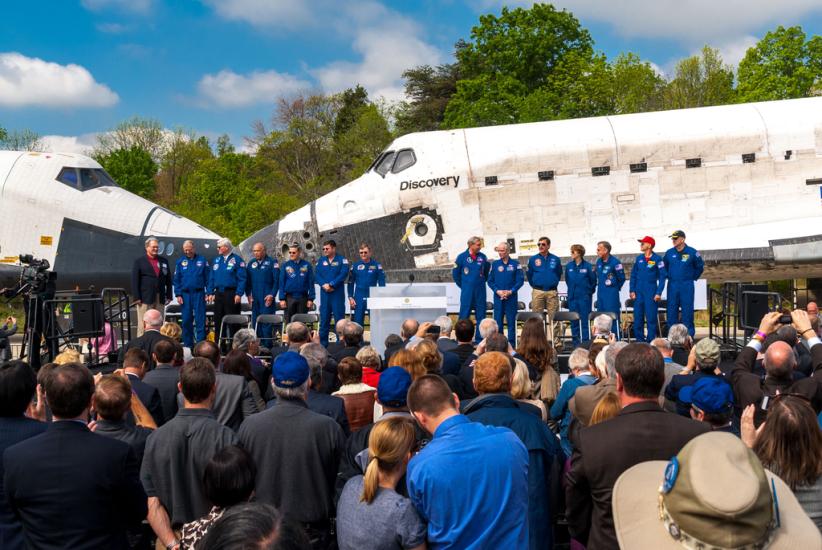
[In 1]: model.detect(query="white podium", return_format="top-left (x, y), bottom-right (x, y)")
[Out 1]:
top-left (368, 286), bottom-right (447, 356)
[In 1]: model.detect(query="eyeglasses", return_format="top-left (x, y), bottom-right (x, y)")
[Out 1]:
top-left (288, 251), bottom-right (298, 255)
top-left (538, 243), bottom-right (548, 247)
top-left (359, 251), bottom-right (369, 255)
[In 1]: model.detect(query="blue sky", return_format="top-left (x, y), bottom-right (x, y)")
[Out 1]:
top-left (2, 0), bottom-right (821, 153)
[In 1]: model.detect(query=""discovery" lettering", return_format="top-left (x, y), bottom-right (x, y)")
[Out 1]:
top-left (400, 176), bottom-right (460, 191)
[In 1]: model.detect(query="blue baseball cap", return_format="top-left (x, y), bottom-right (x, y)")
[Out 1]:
top-left (680, 377), bottom-right (734, 414)
top-left (378, 366), bottom-right (412, 407)
top-left (272, 351), bottom-right (310, 388)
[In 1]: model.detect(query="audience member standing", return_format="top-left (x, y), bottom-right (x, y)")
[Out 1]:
top-left (407, 374), bottom-right (529, 549)
top-left (565, 343), bottom-right (709, 549)
top-left (118, 308), bottom-right (174, 370)
top-left (132, 237), bottom-right (172, 337)
top-left (4, 364), bottom-right (147, 549)
top-left (464, 352), bottom-right (563, 550)
top-left (141, 358), bottom-right (237, 550)
top-left (337, 417), bottom-right (427, 550)
top-left (122, 347), bottom-right (165, 426)
top-left (143, 338), bottom-right (181, 421)
top-left (237, 352), bottom-right (345, 547)
top-left (191, 340), bottom-right (258, 430)
top-left (0, 361), bottom-right (47, 550)
top-left (92, 374), bottom-right (154, 465)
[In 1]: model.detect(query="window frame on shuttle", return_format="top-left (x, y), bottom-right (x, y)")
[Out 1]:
top-left (374, 151), bottom-right (396, 176)
top-left (391, 149), bottom-right (416, 174)
top-left (56, 166), bottom-right (117, 192)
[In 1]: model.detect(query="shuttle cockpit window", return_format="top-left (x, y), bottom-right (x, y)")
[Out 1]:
top-left (56, 167), bottom-right (118, 191)
top-left (391, 149), bottom-right (416, 173)
top-left (374, 151), bottom-right (396, 176)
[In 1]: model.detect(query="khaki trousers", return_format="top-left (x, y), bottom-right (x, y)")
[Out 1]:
top-left (135, 299), bottom-right (163, 337)
top-left (531, 289), bottom-right (562, 347)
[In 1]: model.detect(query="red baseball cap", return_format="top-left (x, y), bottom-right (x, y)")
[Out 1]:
top-left (637, 236), bottom-right (655, 247)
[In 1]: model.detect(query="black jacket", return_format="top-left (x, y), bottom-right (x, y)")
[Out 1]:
top-left (125, 372), bottom-right (165, 426)
top-left (132, 254), bottom-right (172, 304)
top-left (94, 419), bottom-right (153, 466)
top-left (4, 421), bottom-right (147, 550)
top-left (143, 364), bottom-right (180, 422)
top-left (565, 401), bottom-right (709, 549)
top-left (118, 330), bottom-right (174, 370)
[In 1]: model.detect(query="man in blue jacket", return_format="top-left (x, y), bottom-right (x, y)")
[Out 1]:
top-left (245, 242), bottom-right (279, 347)
top-left (173, 240), bottom-right (209, 349)
top-left (630, 236), bottom-right (666, 342)
top-left (664, 230), bottom-right (704, 337)
top-left (595, 240), bottom-right (625, 335)
top-left (347, 242), bottom-right (385, 326)
top-left (565, 244), bottom-right (597, 346)
top-left (452, 236), bottom-right (490, 342)
top-left (207, 238), bottom-right (246, 351)
top-left (527, 236), bottom-right (563, 345)
top-left (488, 242), bottom-right (524, 346)
top-left (278, 245), bottom-right (315, 324)
top-left (315, 240), bottom-right (350, 347)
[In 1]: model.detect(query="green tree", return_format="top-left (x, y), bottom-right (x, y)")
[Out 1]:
top-left (0, 129), bottom-right (43, 151)
top-left (95, 146), bottom-right (158, 198)
top-left (155, 133), bottom-right (213, 204)
top-left (737, 25), bottom-right (822, 102)
top-left (665, 46), bottom-right (735, 109)
top-left (443, 4), bottom-right (595, 127)
top-left (610, 53), bottom-right (666, 114)
top-left (333, 103), bottom-right (393, 182)
top-left (334, 85), bottom-right (369, 138)
top-left (394, 63), bottom-right (460, 134)
top-left (216, 134), bottom-right (235, 156)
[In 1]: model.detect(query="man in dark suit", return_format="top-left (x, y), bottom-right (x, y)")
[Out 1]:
top-left (192, 340), bottom-right (258, 430)
top-left (452, 319), bottom-right (476, 366)
top-left (434, 315), bottom-right (458, 353)
top-left (326, 319), bottom-right (348, 357)
top-left (4, 364), bottom-right (147, 549)
top-left (566, 343), bottom-right (710, 549)
top-left (0, 361), bottom-right (47, 550)
top-left (331, 321), bottom-right (364, 363)
top-left (132, 237), bottom-right (172, 337)
top-left (143, 339), bottom-right (180, 421)
top-left (118, 308), bottom-right (174, 370)
top-left (121, 348), bottom-right (165, 426)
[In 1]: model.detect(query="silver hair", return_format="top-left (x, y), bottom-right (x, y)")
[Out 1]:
top-left (434, 315), bottom-right (452, 335)
top-left (355, 345), bottom-right (381, 368)
top-left (182, 239), bottom-right (195, 248)
top-left (496, 241), bottom-right (510, 252)
top-left (593, 314), bottom-right (613, 334)
top-left (300, 343), bottom-right (328, 369)
top-left (568, 348), bottom-right (589, 372)
top-left (143, 308), bottom-right (163, 328)
top-left (605, 341), bottom-right (628, 379)
top-left (479, 318), bottom-right (499, 339)
top-left (217, 237), bottom-right (233, 249)
top-left (144, 237), bottom-right (158, 248)
top-left (668, 324), bottom-right (690, 346)
top-left (232, 328), bottom-right (258, 352)
top-left (335, 318), bottom-right (349, 334)
top-left (467, 236), bottom-right (482, 246)
top-left (272, 379), bottom-right (309, 400)
top-left (650, 338), bottom-right (672, 353)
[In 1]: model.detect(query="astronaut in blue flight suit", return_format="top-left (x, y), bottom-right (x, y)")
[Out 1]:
top-left (487, 242), bottom-right (524, 346)
top-left (245, 242), bottom-right (279, 347)
top-left (278, 244), bottom-right (314, 323)
top-left (630, 236), bottom-right (666, 343)
top-left (347, 242), bottom-right (385, 326)
top-left (173, 240), bottom-right (209, 348)
top-left (315, 239), bottom-right (350, 347)
top-left (594, 240), bottom-right (625, 335)
top-left (564, 244), bottom-right (597, 346)
top-left (664, 229), bottom-right (704, 337)
top-left (207, 238), bottom-right (247, 350)
top-left (452, 236), bottom-right (490, 342)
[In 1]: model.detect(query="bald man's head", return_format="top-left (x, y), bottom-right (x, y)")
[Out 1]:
top-left (143, 309), bottom-right (163, 329)
top-left (763, 340), bottom-right (795, 379)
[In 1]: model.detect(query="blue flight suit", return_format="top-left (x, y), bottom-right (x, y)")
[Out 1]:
top-left (630, 253), bottom-right (666, 342)
top-left (347, 259), bottom-right (385, 326)
top-left (452, 250), bottom-right (491, 341)
top-left (595, 256), bottom-right (625, 335)
top-left (246, 256), bottom-right (280, 346)
top-left (565, 259), bottom-right (596, 346)
top-left (278, 260), bottom-right (315, 300)
top-left (663, 245), bottom-right (704, 337)
top-left (488, 258), bottom-right (524, 346)
top-left (173, 254), bottom-right (209, 348)
top-left (527, 253), bottom-right (563, 293)
top-left (315, 254), bottom-right (350, 347)
top-left (208, 253), bottom-right (247, 346)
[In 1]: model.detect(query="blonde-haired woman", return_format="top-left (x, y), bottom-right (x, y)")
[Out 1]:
top-left (336, 416), bottom-right (427, 550)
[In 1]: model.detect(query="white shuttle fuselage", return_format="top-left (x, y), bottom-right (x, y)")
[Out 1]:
top-left (241, 97), bottom-right (822, 282)
top-left (0, 151), bottom-right (220, 290)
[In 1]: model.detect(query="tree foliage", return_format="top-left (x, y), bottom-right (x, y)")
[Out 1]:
top-left (665, 46), bottom-right (735, 109)
top-left (95, 146), bottom-right (157, 199)
top-left (0, 129), bottom-right (44, 151)
top-left (394, 63), bottom-right (460, 134)
top-left (94, 116), bottom-right (167, 162)
top-left (737, 26), bottom-right (822, 102)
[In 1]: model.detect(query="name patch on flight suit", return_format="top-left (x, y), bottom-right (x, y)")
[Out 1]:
top-left (358, 264), bottom-right (365, 271)
top-left (534, 259), bottom-right (542, 267)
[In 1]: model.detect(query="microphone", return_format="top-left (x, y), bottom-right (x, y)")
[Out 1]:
top-left (408, 273), bottom-right (415, 287)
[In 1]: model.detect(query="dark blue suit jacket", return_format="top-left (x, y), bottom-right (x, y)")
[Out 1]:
top-left (126, 373), bottom-right (165, 426)
top-left (3, 421), bottom-right (147, 550)
top-left (132, 254), bottom-right (172, 304)
top-left (0, 417), bottom-right (48, 550)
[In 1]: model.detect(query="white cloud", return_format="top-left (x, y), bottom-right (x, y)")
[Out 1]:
top-left (96, 22), bottom-right (129, 34)
top-left (0, 53), bottom-right (118, 108)
top-left (81, 0), bottom-right (153, 14)
top-left (40, 133), bottom-right (100, 155)
top-left (476, 1), bottom-right (822, 45)
top-left (200, 0), bottom-right (314, 28)
top-left (717, 35), bottom-right (759, 68)
top-left (196, 69), bottom-right (311, 108)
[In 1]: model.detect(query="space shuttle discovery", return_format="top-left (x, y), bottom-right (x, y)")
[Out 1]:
top-left (240, 96), bottom-right (822, 282)
top-left (0, 151), bottom-right (220, 291)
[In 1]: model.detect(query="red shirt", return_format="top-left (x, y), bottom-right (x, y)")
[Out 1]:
top-left (362, 367), bottom-right (381, 389)
top-left (147, 254), bottom-right (160, 276)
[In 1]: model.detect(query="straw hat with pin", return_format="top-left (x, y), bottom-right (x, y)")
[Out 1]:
top-left (613, 431), bottom-right (821, 549)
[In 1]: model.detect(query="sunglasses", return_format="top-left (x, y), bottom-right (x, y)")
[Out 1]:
top-left (359, 251), bottom-right (369, 255)
top-left (538, 243), bottom-right (548, 247)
